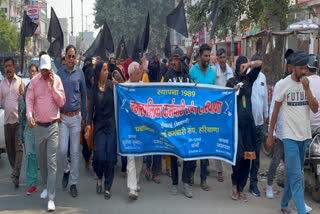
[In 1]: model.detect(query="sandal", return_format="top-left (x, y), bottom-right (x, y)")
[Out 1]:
top-left (230, 186), bottom-right (239, 200)
top-left (217, 172), bottom-right (224, 182)
top-left (238, 192), bottom-right (248, 202)
top-left (280, 208), bottom-right (291, 214)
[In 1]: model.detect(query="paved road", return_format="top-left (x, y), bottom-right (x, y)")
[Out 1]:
top-left (0, 152), bottom-right (319, 214)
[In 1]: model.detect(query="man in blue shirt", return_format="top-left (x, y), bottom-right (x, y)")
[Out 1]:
top-left (57, 45), bottom-right (87, 198)
top-left (189, 43), bottom-right (216, 191)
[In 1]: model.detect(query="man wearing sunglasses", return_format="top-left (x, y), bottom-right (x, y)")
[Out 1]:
top-left (57, 45), bottom-right (87, 198)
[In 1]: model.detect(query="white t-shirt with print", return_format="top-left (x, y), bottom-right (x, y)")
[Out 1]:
top-left (275, 75), bottom-right (315, 141)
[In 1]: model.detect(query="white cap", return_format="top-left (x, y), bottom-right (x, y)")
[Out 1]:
top-left (40, 54), bottom-right (51, 70)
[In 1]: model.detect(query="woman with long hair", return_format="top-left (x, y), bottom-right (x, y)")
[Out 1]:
top-left (85, 61), bottom-right (116, 200)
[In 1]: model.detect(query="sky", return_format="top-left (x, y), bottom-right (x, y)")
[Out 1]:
top-left (46, 0), bottom-right (99, 36)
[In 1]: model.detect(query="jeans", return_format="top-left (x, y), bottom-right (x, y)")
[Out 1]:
top-left (281, 139), bottom-right (308, 214)
top-left (59, 114), bottom-right (81, 185)
top-left (250, 125), bottom-right (264, 187)
top-left (267, 139), bottom-right (284, 186)
top-left (171, 156), bottom-right (194, 185)
top-left (146, 155), bottom-right (161, 177)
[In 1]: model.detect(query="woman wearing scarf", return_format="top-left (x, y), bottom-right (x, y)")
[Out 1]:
top-left (226, 56), bottom-right (262, 202)
top-left (85, 61), bottom-right (116, 200)
top-left (18, 64), bottom-right (39, 195)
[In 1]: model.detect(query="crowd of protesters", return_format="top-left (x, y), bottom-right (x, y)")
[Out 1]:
top-left (0, 41), bottom-right (319, 214)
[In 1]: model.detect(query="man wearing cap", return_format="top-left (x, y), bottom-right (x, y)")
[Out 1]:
top-left (57, 45), bottom-right (87, 198)
top-left (26, 54), bottom-right (66, 211)
top-left (0, 57), bottom-right (24, 188)
top-left (266, 52), bottom-right (295, 199)
top-left (267, 52), bottom-right (319, 214)
top-left (163, 39), bottom-right (196, 198)
top-left (306, 54), bottom-right (320, 134)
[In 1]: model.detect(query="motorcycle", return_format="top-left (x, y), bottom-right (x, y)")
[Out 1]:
top-left (304, 127), bottom-right (320, 202)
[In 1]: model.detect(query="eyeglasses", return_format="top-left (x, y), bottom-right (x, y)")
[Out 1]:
top-left (67, 55), bottom-right (76, 59)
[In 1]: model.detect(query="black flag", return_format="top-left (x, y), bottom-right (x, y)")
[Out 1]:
top-left (140, 13), bottom-right (150, 53)
top-left (95, 19), bottom-right (114, 61)
top-left (164, 31), bottom-right (171, 59)
top-left (20, 10), bottom-right (38, 74)
top-left (47, 8), bottom-right (64, 57)
top-left (116, 36), bottom-right (128, 60)
top-left (131, 34), bottom-right (141, 62)
top-left (102, 19), bottom-right (114, 54)
top-left (84, 29), bottom-right (103, 58)
top-left (166, 0), bottom-right (188, 38)
top-left (210, 0), bottom-right (221, 39)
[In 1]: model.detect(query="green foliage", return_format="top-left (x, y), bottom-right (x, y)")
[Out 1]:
top-left (0, 16), bottom-right (19, 52)
top-left (187, 0), bottom-right (290, 35)
top-left (94, 0), bottom-right (174, 54)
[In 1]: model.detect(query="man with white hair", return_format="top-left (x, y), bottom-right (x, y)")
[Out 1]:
top-left (126, 61), bottom-right (144, 200)
top-left (26, 54), bottom-right (66, 211)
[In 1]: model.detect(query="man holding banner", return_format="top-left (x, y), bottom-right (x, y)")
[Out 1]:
top-left (163, 47), bottom-right (195, 198)
top-left (125, 62), bottom-right (144, 200)
top-left (189, 44), bottom-right (216, 191)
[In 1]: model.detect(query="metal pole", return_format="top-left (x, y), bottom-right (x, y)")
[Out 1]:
top-left (81, 0), bottom-right (84, 35)
top-left (71, 0), bottom-right (74, 36)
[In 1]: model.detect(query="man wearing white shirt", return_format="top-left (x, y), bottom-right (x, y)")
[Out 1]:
top-left (249, 54), bottom-right (268, 197)
top-left (213, 48), bottom-right (234, 87)
top-left (212, 48), bottom-right (234, 182)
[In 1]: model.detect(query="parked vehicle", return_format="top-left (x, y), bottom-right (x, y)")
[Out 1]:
top-left (305, 127), bottom-right (320, 202)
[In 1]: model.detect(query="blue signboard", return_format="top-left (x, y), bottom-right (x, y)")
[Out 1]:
top-left (115, 83), bottom-right (238, 165)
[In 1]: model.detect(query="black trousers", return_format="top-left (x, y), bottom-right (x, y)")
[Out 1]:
top-left (171, 156), bottom-right (194, 185)
top-left (93, 160), bottom-right (115, 191)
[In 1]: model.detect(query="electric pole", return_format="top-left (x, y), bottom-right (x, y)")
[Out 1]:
top-left (71, 0), bottom-right (74, 36)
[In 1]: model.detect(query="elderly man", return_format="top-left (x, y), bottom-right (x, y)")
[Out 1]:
top-left (57, 45), bottom-right (87, 198)
top-left (0, 57), bottom-right (24, 188)
top-left (126, 61), bottom-right (144, 200)
top-left (26, 54), bottom-right (66, 211)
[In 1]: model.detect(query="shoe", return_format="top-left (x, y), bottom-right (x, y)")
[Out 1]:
top-left (183, 183), bottom-right (193, 198)
top-left (171, 185), bottom-right (178, 195)
top-left (12, 177), bottom-right (19, 188)
top-left (85, 161), bottom-right (90, 170)
top-left (200, 180), bottom-right (209, 191)
top-left (26, 186), bottom-right (37, 195)
top-left (70, 184), bottom-right (78, 197)
top-left (145, 169), bottom-right (152, 181)
top-left (40, 189), bottom-right (48, 199)
top-left (96, 180), bottom-right (102, 194)
top-left (305, 203), bottom-right (312, 213)
top-left (152, 176), bottom-right (160, 184)
top-left (104, 190), bottom-right (111, 200)
top-left (294, 203), bottom-right (312, 213)
top-left (137, 185), bottom-right (141, 192)
top-left (128, 189), bottom-right (138, 200)
top-left (230, 186), bottom-right (238, 200)
top-left (62, 171), bottom-right (70, 189)
top-left (47, 200), bottom-right (55, 212)
top-left (238, 192), bottom-right (248, 202)
top-left (266, 185), bottom-right (274, 199)
top-left (277, 180), bottom-right (285, 188)
top-left (249, 185), bottom-right (261, 197)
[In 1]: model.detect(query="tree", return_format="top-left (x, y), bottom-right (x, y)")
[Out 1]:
top-left (0, 15), bottom-right (19, 52)
top-left (93, 0), bottom-right (174, 55)
top-left (187, 0), bottom-right (290, 84)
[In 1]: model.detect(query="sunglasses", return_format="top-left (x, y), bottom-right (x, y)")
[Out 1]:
top-left (67, 55), bottom-right (76, 59)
